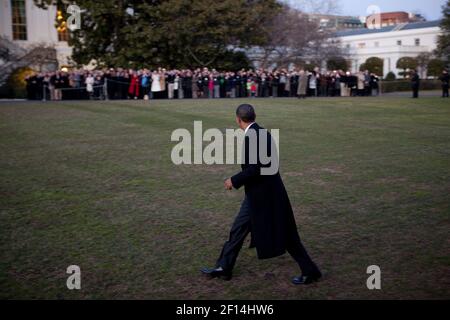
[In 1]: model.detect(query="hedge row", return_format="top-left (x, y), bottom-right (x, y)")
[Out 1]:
top-left (380, 80), bottom-right (442, 93)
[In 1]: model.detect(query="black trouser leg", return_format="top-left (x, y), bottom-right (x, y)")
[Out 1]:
top-left (286, 234), bottom-right (320, 276)
top-left (216, 197), bottom-right (251, 272)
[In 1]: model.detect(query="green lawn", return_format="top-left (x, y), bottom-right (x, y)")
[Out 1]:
top-left (0, 97), bottom-right (449, 299)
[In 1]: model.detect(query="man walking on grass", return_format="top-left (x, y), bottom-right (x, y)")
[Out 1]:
top-left (201, 104), bottom-right (322, 285)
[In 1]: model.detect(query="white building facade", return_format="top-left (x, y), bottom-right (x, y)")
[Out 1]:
top-left (336, 20), bottom-right (442, 77)
top-left (0, 0), bottom-right (72, 66)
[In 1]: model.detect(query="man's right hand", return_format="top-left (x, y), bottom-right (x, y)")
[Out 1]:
top-left (224, 178), bottom-right (233, 190)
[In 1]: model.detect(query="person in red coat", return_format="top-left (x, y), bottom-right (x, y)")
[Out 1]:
top-left (208, 77), bottom-right (214, 99)
top-left (128, 71), bottom-right (140, 99)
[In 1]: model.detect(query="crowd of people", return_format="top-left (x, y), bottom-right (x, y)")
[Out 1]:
top-left (25, 67), bottom-right (384, 101)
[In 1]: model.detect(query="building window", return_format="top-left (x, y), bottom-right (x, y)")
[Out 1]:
top-left (415, 38), bottom-right (420, 46)
top-left (397, 40), bottom-right (402, 46)
top-left (358, 43), bottom-right (366, 49)
top-left (374, 41), bottom-right (379, 47)
top-left (58, 28), bottom-right (70, 42)
top-left (11, 0), bottom-right (27, 40)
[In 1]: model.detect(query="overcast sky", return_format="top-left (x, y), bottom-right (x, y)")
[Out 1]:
top-left (285, 0), bottom-right (446, 20)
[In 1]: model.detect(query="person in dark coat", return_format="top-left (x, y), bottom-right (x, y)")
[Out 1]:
top-left (370, 73), bottom-right (379, 96)
top-left (25, 75), bottom-right (34, 100)
top-left (439, 69), bottom-right (449, 98)
top-left (52, 72), bottom-right (64, 101)
top-left (201, 104), bottom-right (321, 285)
top-left (182, 71), bottom-right (193, 99)
top-left (411, 70), bottom-right (420, 98)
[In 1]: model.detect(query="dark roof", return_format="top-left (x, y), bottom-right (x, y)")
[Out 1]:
top-left (335, 20), bottom-right (442, 37)
top-left (341, 18), bottom-right (363, 24)
top-left (401, 20), bottom-right (442, 30)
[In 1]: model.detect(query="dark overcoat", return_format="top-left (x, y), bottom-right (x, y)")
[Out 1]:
top-left (231, 123), bottom-right (301, 259)
top-left (411, 74), bottom-right (420, 89)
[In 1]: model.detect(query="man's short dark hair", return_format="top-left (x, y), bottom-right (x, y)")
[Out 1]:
top-left (236, 104), bottom-right (256, 123)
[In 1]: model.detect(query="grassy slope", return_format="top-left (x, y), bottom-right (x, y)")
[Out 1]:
top-left (0, 97), bottom-right (449, 299)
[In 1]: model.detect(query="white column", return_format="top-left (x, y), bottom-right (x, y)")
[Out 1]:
top-left (0, 0), bottom-right (12, 39)
top-left (383, 57), bottom-right (391, 77)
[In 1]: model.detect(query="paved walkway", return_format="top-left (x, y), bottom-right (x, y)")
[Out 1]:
top-left (381, 90), bottom-right (444, 97)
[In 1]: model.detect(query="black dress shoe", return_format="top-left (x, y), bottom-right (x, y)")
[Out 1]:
top-left (201, 267), bottom-right (232, 281)
top-left (292, 272), bottom-right (321, 285)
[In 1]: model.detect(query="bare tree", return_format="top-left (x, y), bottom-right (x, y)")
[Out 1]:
top-left (282, 0), bottom-right (341, 15)
top-left (257, 4), bottom-right (343, 69)
top-left (416, 52), bottom-right (432, 78)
